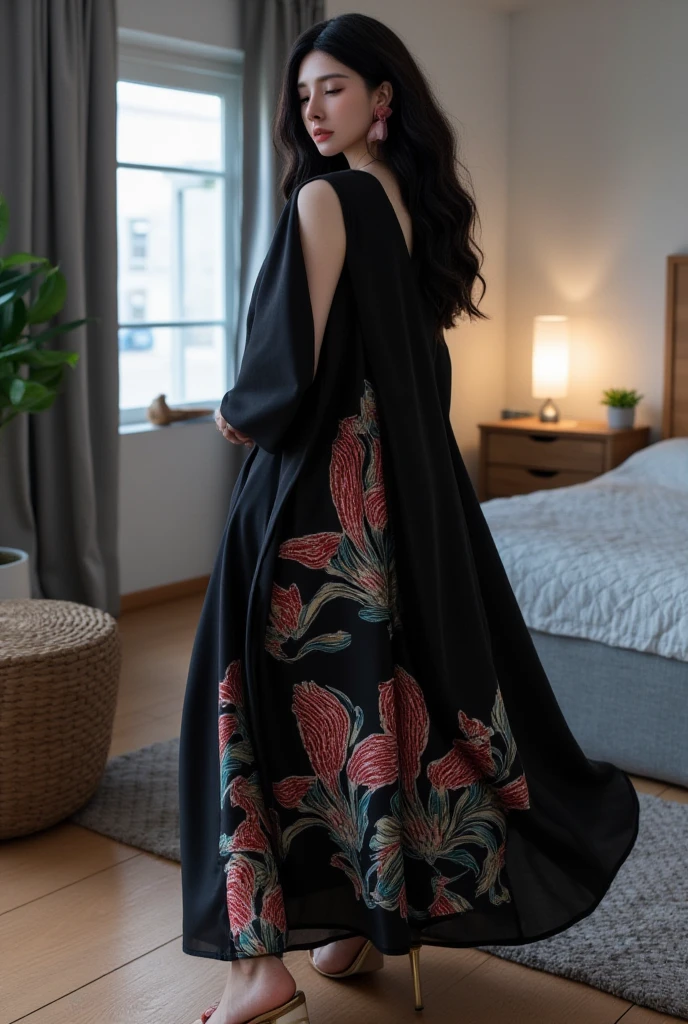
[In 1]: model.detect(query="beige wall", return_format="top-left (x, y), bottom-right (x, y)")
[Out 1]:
top-left (117, 0), bottom-right (239, 47)
top-left (506, 0), bottom-right (688, 440)
top-left (324, 1), bottom-right (510, 473)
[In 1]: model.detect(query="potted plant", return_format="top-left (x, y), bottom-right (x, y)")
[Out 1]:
top-left (0, 192), bottom-right (86, 599)
top-left (600, 387), bottom-right (643, 429)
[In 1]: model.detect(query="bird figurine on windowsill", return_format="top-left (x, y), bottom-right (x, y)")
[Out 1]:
top-left (146, 394), bottom-right (213, 426)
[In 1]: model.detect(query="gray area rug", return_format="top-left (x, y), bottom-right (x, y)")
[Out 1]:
top-left (70, 737), bottom-right (688, 1020)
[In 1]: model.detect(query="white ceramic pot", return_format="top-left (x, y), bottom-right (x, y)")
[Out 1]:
top-left (0, 547), bottom-right (32, 599)
top-left (606, 406), bottom-right (636, 429)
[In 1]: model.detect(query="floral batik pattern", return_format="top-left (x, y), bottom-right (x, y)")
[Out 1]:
top-left (264, 380), bottom-right (400, 662)
top-left (220, 379), bottom-right (531, 953)
top-left (270, 670), bottom-right (529, 920)
top-left (218, 659), bottom-right (287, 955)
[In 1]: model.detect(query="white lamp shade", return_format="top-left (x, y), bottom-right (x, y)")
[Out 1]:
top-left (532, 315), bottom-right (569, 399)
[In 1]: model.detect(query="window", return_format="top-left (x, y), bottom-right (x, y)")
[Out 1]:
top-left (117, 33), bottom-right (243, 424)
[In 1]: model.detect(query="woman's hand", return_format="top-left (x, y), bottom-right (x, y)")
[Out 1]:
top-left (214, 409), bottom-right (255, 447)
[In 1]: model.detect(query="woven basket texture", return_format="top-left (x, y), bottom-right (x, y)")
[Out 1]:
top-left (0, 598), bottom-right (121, 839)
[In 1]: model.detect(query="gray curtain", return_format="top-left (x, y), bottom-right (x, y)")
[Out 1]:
top-left (0, 0), bottom-right (120, 616)
top-left (237, 0), bottom-right (325, 356)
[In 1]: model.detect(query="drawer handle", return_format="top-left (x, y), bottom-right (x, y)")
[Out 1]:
top-left (528, 434), bottom-right (558, 443)
top-left (527, 468), bottom-right (559, 478)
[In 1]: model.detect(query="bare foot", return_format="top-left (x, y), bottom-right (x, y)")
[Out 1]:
top-left (203, 955), bottom-right (296, 1024)
top-left (311, 935), bottom-right (369, 974)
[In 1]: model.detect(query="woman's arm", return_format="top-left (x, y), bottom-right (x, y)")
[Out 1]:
top-left (218, 177), bottom-right (346, 454)
top-left (295, 179), bottom-right (346, 380)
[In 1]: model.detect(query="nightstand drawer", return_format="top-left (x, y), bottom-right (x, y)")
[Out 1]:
top-left (487, 432), bottom-right (605, 472)
top-left (486, 465), bottom-right (598, 498)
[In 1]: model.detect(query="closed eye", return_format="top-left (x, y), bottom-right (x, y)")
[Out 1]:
top-left (299, 89), bottom-right (342, 104)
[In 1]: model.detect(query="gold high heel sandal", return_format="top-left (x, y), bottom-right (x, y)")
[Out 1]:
top-left (193, 990), bottom-right (310, 1024)
top-left (308, 938), bottom-right (384, 978)
top-left (309, 940), bottom-right (424, 1011)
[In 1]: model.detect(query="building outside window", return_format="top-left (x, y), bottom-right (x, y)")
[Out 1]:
top-left (128, 218), bottom-right (150, 269)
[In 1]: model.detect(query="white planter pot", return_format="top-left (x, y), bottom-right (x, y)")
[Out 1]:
top-left (0, 548), bottom-right (32, 599)
top-left (606, 406), bottom-right (636, 429)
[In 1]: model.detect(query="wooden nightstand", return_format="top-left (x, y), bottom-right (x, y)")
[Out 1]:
top-left (477, 416), bottom-right (651, 501)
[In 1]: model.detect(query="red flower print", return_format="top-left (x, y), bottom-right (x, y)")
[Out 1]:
top-left (330, 416), bottom-right (366, 552)
top-left (331, 854), bottom-right (363, 899)
top-left (261, 887), bottom-right (287, 932)
top-left (230, 775), bottom-right (261, 817)
top-left (429, 876), bottom-right (454, 917)
top-left (427, 741), bottom-right (483, 791)
top-left (363, 436), bottom-right (388, 531)
top-left (456, 709), bottom-right (496, 775)
top-left (357, 567), bottom-right (386, 593)
top-left (230, 815), bottom-right (269, 853)
top-left (278, 532), bottom-right (342, 568)
top-left (347, 733), bottom-right (399, 790)
top-left (219, 659), bottom-right (243, 708)
top-left (269, 582), bottom-right (303, 636)
top-left (429, 876), bottom-right (472, 918)
top-left (398, 882), bottom-right (408, 919)
top-left (379, 666), bottom-right (430, 788)
top-left (493, 773), bottom-right (530, 811)
top-left (219, 713), bottom-right (238, 758)
top-left (292, 682), bottom-right (350, 789)
top-left (363, 483), bottom-right (387, 530)
top-left (226, 855), bottom-right (256, 936)
top-left (273, 775), bottom-right (315, 808)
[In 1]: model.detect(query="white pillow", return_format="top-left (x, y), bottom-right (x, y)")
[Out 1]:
top-left (604, 436), bottom-right (688, 490)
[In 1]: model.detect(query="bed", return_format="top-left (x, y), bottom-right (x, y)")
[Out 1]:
top-left (479, 255), bottom-right (688, 787)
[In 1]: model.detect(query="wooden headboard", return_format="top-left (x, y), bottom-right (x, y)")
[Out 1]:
top-left (664, 255), bottom-right (688, 438)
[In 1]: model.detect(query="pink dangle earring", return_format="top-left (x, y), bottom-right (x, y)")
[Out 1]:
top-left (367, 104), bottom-right (393, 142)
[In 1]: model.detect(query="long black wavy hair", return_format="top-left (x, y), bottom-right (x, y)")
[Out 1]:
top-left (273, 12), bottom-right (490, 340)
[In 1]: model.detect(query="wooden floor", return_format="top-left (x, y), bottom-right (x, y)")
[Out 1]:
top-left (1, 593), bottom-right (686, 1024)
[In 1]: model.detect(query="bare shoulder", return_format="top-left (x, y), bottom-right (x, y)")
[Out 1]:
top-left (296, 178), bottom-right (346, 252)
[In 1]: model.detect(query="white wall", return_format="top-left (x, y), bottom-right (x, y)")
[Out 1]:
top-left (506, 0), bottom-right (688, 439)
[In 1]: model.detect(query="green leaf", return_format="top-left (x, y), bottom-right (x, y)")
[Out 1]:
top-left (0, 265), bottom-right (46, 305)
top-left (29, 365), bottom-right (64, 388)
top-left (8, 378), bottom-right (53, 411)
top-left (0, 253), bottom-right (50, 271)
top-left (26, 267), bottom-right (67, 324)
top-left (0, 297), bottom-right (27, 347)
top-left (23, 348), bottom-right (79, 369)
top-left (9, 378), bottom-right (25, 404)
top-left (0, 338), bottom-right (36, 361)
top-left (0, 193), bottom-right (8, 246)
top-left (32, 317), bottom-right (91, 344)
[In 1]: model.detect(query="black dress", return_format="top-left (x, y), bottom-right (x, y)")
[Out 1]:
top-left (178, 168), bottom-right (639, 962)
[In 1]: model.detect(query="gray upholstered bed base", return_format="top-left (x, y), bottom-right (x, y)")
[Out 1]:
top-left (528, 629), bottom-right (688, 788)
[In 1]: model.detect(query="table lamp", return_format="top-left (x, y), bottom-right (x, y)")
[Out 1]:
top-left (531, 315), bottom-right (569, 423)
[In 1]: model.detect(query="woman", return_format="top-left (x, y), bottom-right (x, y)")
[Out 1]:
top-left (179, 13), bottom-right (639, 1024)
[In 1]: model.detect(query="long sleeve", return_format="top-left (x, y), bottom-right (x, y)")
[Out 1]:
top-left (220, 188), bottom-right (315, 455)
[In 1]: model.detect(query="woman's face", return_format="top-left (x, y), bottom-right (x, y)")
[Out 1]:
top-left (297, 50), bottom-right (391, 165)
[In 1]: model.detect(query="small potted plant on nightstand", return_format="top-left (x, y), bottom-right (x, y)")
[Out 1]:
top-left (0, 191), bottom-right (86, 599)
top-left (601, 387), bottom-right (643, 429)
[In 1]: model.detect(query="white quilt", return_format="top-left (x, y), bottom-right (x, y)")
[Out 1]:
top-left (480, 436), bottom-right (688, 663)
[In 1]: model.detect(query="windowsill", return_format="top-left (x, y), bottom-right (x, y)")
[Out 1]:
top-left (119, 413), bottom-right (217, 435)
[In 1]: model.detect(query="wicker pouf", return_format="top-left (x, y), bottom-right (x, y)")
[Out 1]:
top-left (0, 599), bottom-right (122, 839)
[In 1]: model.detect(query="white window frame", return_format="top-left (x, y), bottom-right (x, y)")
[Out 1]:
top-left (117, 29), bottom-right (243, 426)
